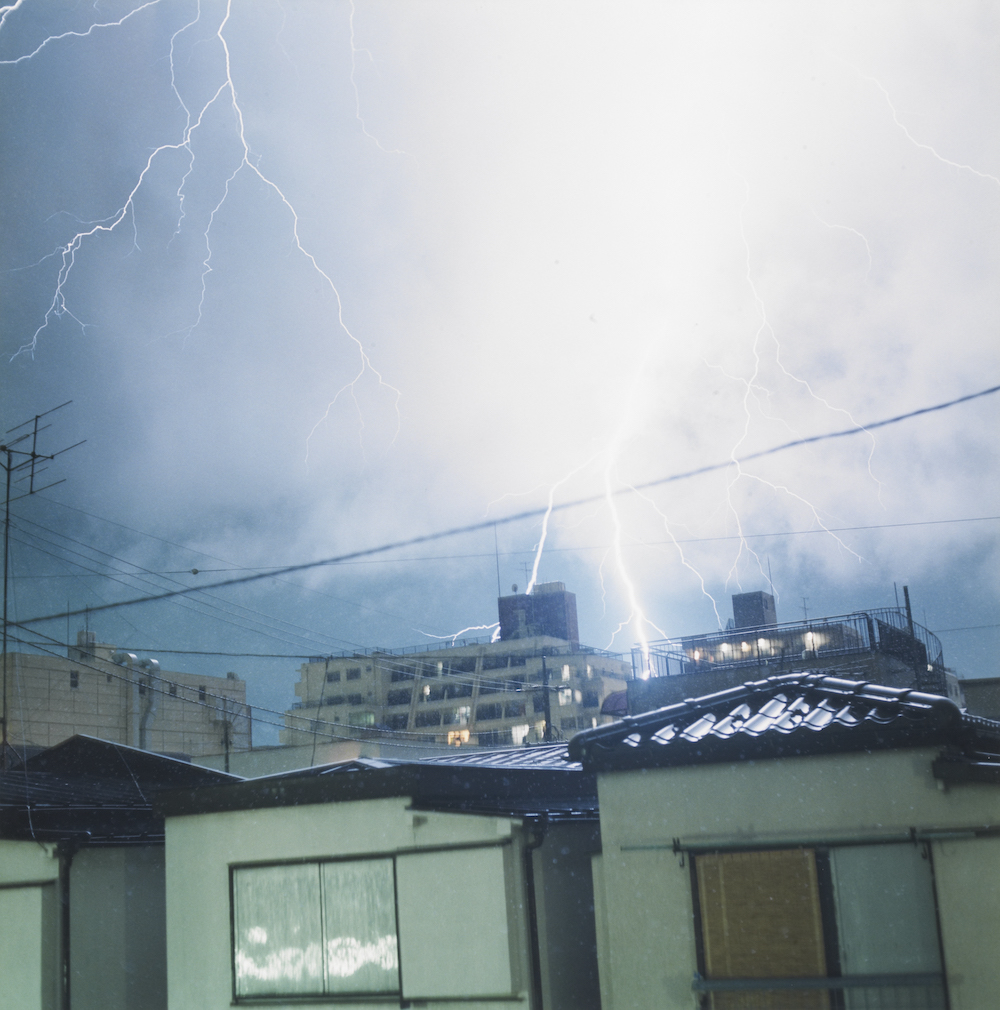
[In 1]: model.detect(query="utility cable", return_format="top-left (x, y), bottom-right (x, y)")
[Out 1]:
top-left (16, 381), bottom-right (1000, 629)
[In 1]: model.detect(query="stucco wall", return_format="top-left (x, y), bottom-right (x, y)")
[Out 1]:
top-left (0, 841), bottom-right (60, 1010)
top-left (165, 797), bottom-right (532, 1010)
top-left (593, 747), bottom-right (1000, 1010)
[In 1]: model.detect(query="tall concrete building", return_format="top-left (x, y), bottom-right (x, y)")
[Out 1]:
top-left (283, 585), bottom-right (630, 748)
top-left (1, 630), bottom-right (250, 758)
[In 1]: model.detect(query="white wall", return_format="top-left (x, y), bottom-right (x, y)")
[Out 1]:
top-left (593, 747), bottom-right (1000, 1010)
top-left (166, 797), bottom-right (532, 1009)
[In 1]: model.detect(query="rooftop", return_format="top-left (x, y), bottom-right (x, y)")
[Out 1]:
top-left (157, 743), bottom-right (595, 821)
top-left (568, 672), bottom-right (1000, 775)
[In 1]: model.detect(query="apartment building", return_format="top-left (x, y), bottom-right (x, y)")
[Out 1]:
top-left (1, 630), bottom-right (250, 758)
top-left (282, 583), bottom-right (631, 748)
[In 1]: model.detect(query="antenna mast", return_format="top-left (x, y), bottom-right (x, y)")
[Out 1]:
top-left (1, 402), bottom-right (84, 766)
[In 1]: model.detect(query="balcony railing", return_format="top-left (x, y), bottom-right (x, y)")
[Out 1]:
top-left (634, 609), bottom-right (944, 681)
top-left (693, 972), bottom-right (946, 1009)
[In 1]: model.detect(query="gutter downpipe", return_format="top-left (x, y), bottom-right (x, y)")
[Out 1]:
top-left (523, 815), bottom-right (548, 1010)
top-left (111, 652), bottom-right (139, 748)
top-left (137, 658), bottom-right (160, 751)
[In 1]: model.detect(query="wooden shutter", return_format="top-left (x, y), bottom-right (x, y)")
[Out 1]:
top-left (696, 849), bottom-right (829, 1010)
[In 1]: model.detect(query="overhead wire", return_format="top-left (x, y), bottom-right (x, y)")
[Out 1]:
top-left (16, 381), bottom-right (1000, 630)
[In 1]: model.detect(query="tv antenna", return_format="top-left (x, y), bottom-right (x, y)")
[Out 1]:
top-left (2, 401), bottom-right (84, 765)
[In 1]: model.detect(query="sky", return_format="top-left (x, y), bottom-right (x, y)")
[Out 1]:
top-left (1, 0), bottom-right (997, 744)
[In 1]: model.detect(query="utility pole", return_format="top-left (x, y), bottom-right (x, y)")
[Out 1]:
top-left (541, 655), bottom-right (552, 743)
top-left (1, 403), bottom-right (84, 767)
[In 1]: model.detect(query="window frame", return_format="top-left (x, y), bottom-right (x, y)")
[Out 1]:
top-left (229, 841), bottom-right (516, 1005)
top-left (689, 842), bottom-right (949, 1009)
top-left (229, 854), bottom-right (402, 1003)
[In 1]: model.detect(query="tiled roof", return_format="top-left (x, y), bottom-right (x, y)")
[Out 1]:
top-left (0, 735), bottom-right (239, 843)
top-left (568, 673), bottom-right (1000, 772)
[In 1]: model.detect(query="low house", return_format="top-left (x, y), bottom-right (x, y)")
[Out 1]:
top-left (158, 746), bottom-right (602, 1009)
top-left (0, 735), bottom-right (236, 1010)
top-left (569, 673), bottom-right (1000, 1010)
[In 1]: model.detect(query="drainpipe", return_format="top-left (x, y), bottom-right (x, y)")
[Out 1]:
top-left (523, 817), bottom-right (548, 1010)
top-left (111, 652), bottom-right (139, 748)
top-left (137, 658), bottom-right (160, 751)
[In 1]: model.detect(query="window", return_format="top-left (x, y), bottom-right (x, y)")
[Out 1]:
top-left (476, 703), bottom-right (503, 722)
top-left (693, 845), bottom-right (945, 1008)
top-left (326, 670), bottom-right (340, 683)
top-left (504, 701), bottom-right (526, 718)
top-left (199, 686), bottom-right (207, 702)
top-left (232, 848), bottom-right (516, 1002)
top-left (328, 694), bottom-right (345, 706)
top-left (386, 689), bottom-right (411, 707)
top-left (348, 711), bottom-right (374, 727)
top-left (346, 668), bottom-right (362, 681)
top-left (386, 714), bottom-right (409, 730)
top-left (557, 687), bottom-right (573, 707)
top-left (169, 682), bottom-right (177, 696)
top-left (70, 670), bottom-right (79, 689)
top-left (232, 859), bottom-right (398, 999)
top-left (582, 689), bottom-right (600, 708)
top-left (414, 710), bottom-right (441, 727)
top-left (561, 664), bottom-right (571, 681)
top-left (389, 669), bottom-right (410, 683)
top-left (445, 682), bottom-right (473, 699)
top-left (347, 693), bottom-right (363, 706)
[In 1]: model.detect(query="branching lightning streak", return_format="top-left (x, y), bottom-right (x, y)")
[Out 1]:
top-left (2, 0), bottom-right (400, 454)
top-left (811, 209), bottom-right (873, 280)
top-left (855, 69), bottom-right (1000, 189)
top-left (416, 622), bottom-right (499, 644)
top-left (723, 180), bottom-right (875, 588)
top-left (347, 0), bottom-right (405, 155)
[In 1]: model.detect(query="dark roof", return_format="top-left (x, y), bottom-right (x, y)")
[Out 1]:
top-left (157, 744), bottom-right (595, 821)
top-left (0, 735), bottom-right (239, 844)
top-left (568, 673), bottom-right (1000, 773)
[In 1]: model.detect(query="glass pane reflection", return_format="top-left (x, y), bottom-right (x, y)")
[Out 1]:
top-left (233, 863), bottom-right (323, 996)
top-left (321, 859), bottom-right (398, 993)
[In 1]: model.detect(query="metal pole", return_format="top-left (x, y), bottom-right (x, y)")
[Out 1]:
top-left (2, 449), bottom-right (10, 766)
top-left (541, 655), bottom-right (552, 742)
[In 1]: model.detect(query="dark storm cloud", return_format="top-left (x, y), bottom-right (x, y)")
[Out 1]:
top-left (2, 1), bottom-right (997, 737)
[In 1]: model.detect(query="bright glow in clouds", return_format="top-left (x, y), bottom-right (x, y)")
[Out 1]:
top-left (1, 2), bottom-right (997, 737)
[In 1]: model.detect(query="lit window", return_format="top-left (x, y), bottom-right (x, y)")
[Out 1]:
top-left (511, 723), bottom-right (530, 745)
top-left (573, 689), bottom-right (582, 704)
top-left (561, 664), bottom-right (571, 681)
top-left (447, 729), bottom-right (471, 746)
top-left (348, 711), bottom-right (375, 727)
top-left (557, 687), bottom-right (572, 707)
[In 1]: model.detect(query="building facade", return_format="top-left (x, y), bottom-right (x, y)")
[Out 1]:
top-left (1, 631), bottom-right (250, 758)
top-left (282, 635), bottom-right (631, 749)
top-left (570, 673), bottom-right (1000, 1010)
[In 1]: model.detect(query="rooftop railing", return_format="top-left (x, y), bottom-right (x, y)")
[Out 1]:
top-left (634, 609), bottom-right (944, 680)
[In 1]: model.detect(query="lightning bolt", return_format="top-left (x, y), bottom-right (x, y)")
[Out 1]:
top-left (854, 68), bottom-right (1000, 189)
top-left (715, 179), bottom-right (879, 587)
top-left (1, 0), bottom-right (400, 454)
top-left (347, 0), bottom-right (406, 156)
top-left (811, 209), bottom-right (873, 281)
top-left (416, 622), bottom-right (500, 644)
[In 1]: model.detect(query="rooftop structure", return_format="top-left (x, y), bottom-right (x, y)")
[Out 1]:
top-left (630, 597), bottom-right (958, 714)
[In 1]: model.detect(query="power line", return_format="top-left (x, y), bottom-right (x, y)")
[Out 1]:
top-left (13, 514), bottom-right (993, 575)
top-left (15, 381), bottom-right (1000, 629)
